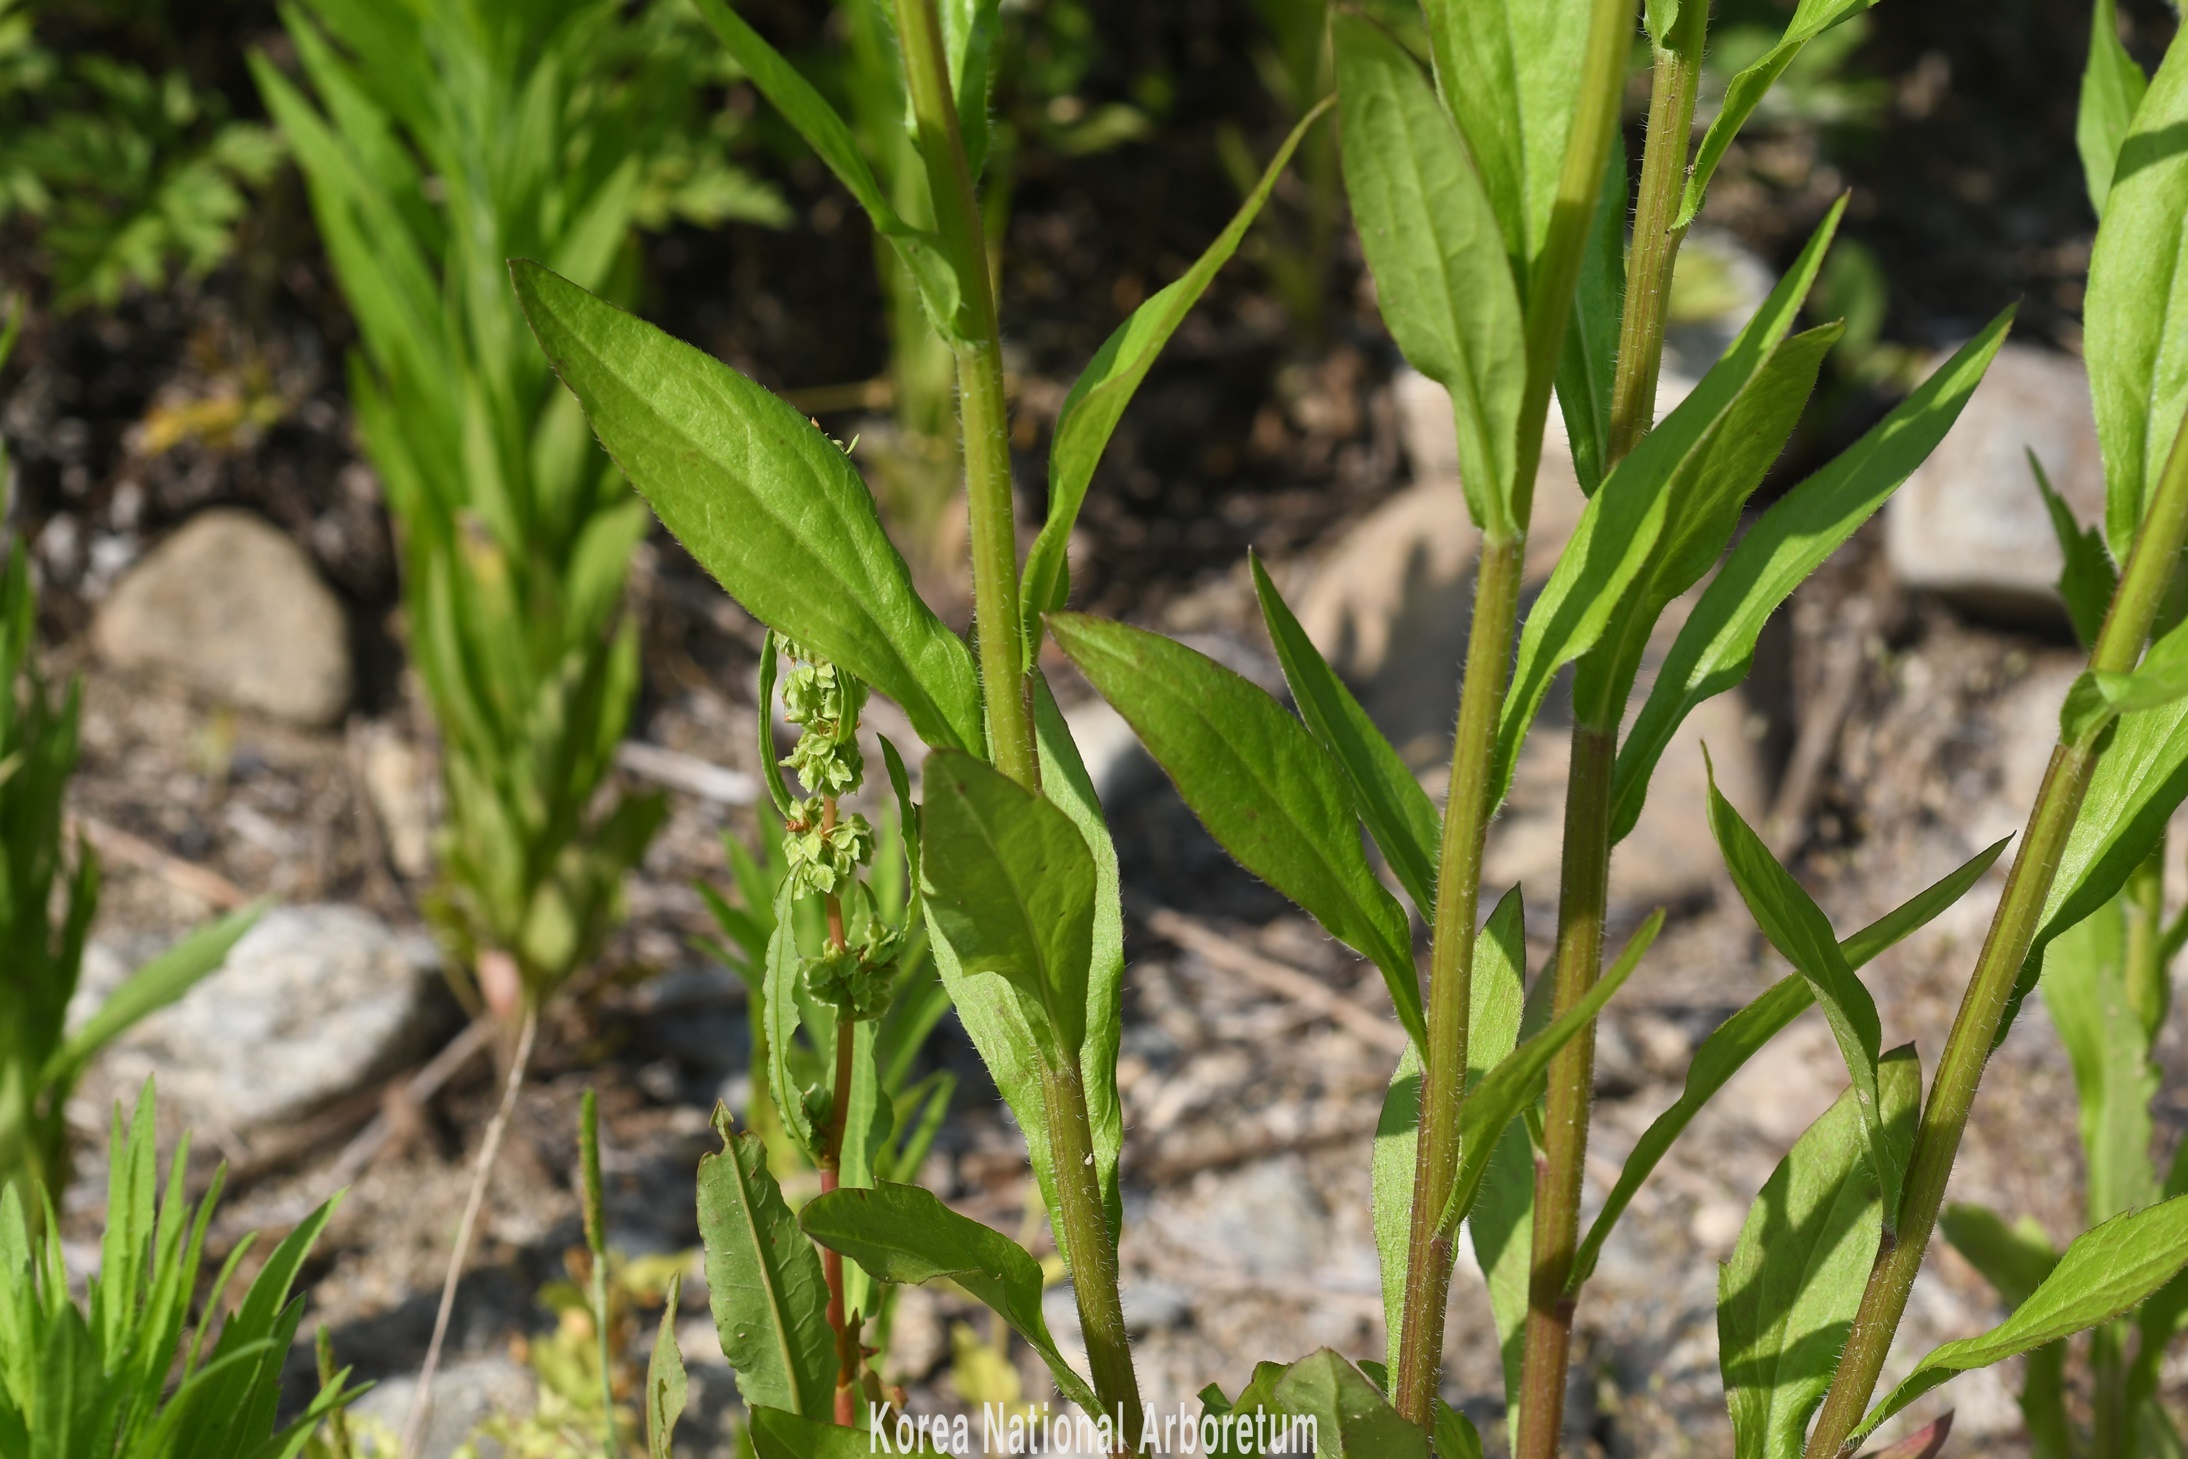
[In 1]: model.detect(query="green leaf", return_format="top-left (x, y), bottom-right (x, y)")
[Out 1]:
top-left (749, 1406), bottom-right (883, 1459)
top-left (1720, 1047), bottom-right (1923, 1459)
top-left (2077, 0), bottom-right (2151, 218)
top-left (919, 748), bottom-right (1095, 1061)
top-left (800, 1182), bottom-right (1100, 1412)
top-left (1436, 1399), bottom-right (1486, 1459)
top-left (927, 682), bottom-right (1126, 1273)
top-left (1335, 11), bottom-right (1525, 535)
top-left (1269, 1350), bottom-right (1429, 1459)
top-left (762, 881), bottom-right (818, 1159)
top-left (757, 632), bottom-right (797, 822)
top-left (1680, 0), bottom-right (1882, 227)
top-left (511, 261), bottom-right (984, 754)
top-left (1856, 1193), bottom-right (2188, 1443)
top-left (686, 0), bottom-right (964, 339)
top-left (1557, 133), bottom-right (1629, 497)
top-left (1373, 889), bottom-right (1524, 1379)
top-left (1940, 1204), bottom-right (2060, 1311)
top-left (695, 1114), bottom-right (835, 1417)
top-left (1253, 554), bottom-right (1440, 920)
top-left (2041, 892), bottom-right (2160, 1221)
top-left (1611, 310), bottom-right (2014, 842)
top-left (1419, 0), bottom-right (1594, 286)
top-left (2092, 614), bottom-right (2188, 719)
top-left (48, 903), bottom-right (265, 1085)
top-left (1050, 613), bottom-right (1425, 1048)
top-left (2031, 450), bottom-right (2118, 651)
top-left (1020, 99), bottom-right (1333, 661)
top-left (2087, 33), bottom-right (2188, 561)
top-left (1438, 909), bottom-right (1662, 1235)
top-left (647, 1272), bottom-right (688, 1459)
top-left (1707, 756), bottom-right (1904, 1230)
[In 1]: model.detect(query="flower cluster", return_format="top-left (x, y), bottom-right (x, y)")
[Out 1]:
top-left (800, 922), bottom-right (905, 1021)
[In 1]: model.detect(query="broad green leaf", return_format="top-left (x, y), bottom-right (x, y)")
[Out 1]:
top-left (1707, 758), bottom-right (1904, 1230)
top-left (48, 903), bottom-right (265, 1084)
top-left (2092, 614), bottom-right (2188, 719)
top-left (800, 1182), bottom-right (1100, 1412)
top-left (1438, 910), bottom-right (1662, 1235)
top-left (919, 749), bottom-right (1094, 1061)
top-left (1557, 133), bottom-right (1629, 496)
top-left (1611, 310), bottom-right (2014, 842)
top-left (1856, 1193), bottom-right (2188, 1443)
top-left (2077, 0), bottom-right (2151, 219)
top-left (928, 683), bottom-right (1126, 1274)
top-left (1374, 889), bottom-right (1524, 1378)
top-left (2088, 34), bottom-right (2188, 560)
top-left (1680, 0), bottom-right (1882, 227)
top-left (647, 1272), bottom-right (688, 1459)
top-left (695, 1114), bottom-right (835, 1417)
top-left (2042, 893), bottom-right (2160, 1221)
top-left (1941, 1205), bottom-right (2060, 1310)
top-left (750, 1406), bottom-right (886, 1459)
top-left (1419, 0), bottom-right (1592, 285)
top-left (1335, 12), bottom-right (1525, 535)
top-left (2031, 451), bottom-right (2118, 651)
top-left (1497, 204), bottom-right (1844, 806)
top-left (1270, 1350), bottom-right (1429, 1459)
top-left (1721, 1048), bottom-right (1922, 1459)
top-left (1253, 554), bottom-right (1441, 919)
top-left (511, 262), bottom-right (984, 754)
top-left (1020, 100), bottom-right (1333, 662)
top-left (686, 0), bottom-right (964, 339)
top-left (1050, 613), bottom-right (1425, 1047)
top-left (1436, 1401), bottom-right (1486, 1459)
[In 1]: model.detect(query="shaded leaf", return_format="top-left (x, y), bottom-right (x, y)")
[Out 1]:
top-left (1270, 1350), bottom-right (1429, 1459)
top-left (2031, 451), bottom-right (2118, 651)
top-left (2041, 893), bottom-right (2159, 1221)
top-left (647, 1272), bottom-right (688, 1459)
top-left (1941, 1205), bottom-right (2060, 1311)
top-left (695, 1114), bottom-right (835, 1417)
top-left (749, 1405), bottom-right (884, 1459)
top-left (2077, 0), bottom-right (2151, 219)
top-left (1558, 133), bottom-right (1628, 496)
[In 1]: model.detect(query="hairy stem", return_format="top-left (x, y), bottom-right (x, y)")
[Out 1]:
top-left (400, 1005), bottom-right (538, 1459)
top-left (892, 0), bottom-right (1038, 792)
top-left (1391, 0), bottom-right (1634, 1431)
top-left (1805, 405), bottom-right (2188, 1459)
top-left (825, 1013), bottom-right (857, 1426)
top-left (1514, 15), bottom-right (1706, 1459)
top-left (1041, 1055), bottom-right (1144, 1451)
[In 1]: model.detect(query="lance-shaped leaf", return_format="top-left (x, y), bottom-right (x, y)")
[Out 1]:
top-left (1680, 0), bottom-right (1882, 227)
top-left (1269, 1350), bottom-right (1428, 1459)
top-left (47, 903), bottom-right (264, 1086)
top-left (929, 683), bottom-right (1127, 1271)
top-left (1020, 100), bottom-right (1332, 662)
top-left (647, 1272), bottom-right (688, 1459)
top-left (1558, 134), bottom-right (1628, 496)
top-left (512, 262), bottom-right (984, 754)
top-left (800, 1182), bottom-right (1100, 1412)
top-left (1254, 554), bottom-right (1440, 919)
top-left (2078, 0), bottom-right (2151, 217)
top-left (920, 748), bottom-right (1095, 1062)
top-left (1940, 1205), bottom-right (2070, 1458)
top-left (1721, 1047), bottom-right (1923, 1459)
top-left (2032, 451), bottom-right (2117, 652)
top-left (1374, 890), bottom-right (1524, 1378)
top-left (687, 0), bottom-right (963, 339)
top-left (1051, 613), bottom-right (1425, 1048)
top-left (2088, 34), bottom-right (2188, 560)
top-left (1708, 758), bottom-right (1905, 1230)
top-left (696, 1116), bottom-right (835, 1417)
top-left (1855, 1193), bottom-right (2188, 1444)
top-left (1496, 204), bottom-right (1844, 805)
top-left (1462, 893), bottom-right (1536, 1411)
top-left (1335, 11), bottom-right (1524, 535)
top-left (1438, 911), bottom-right (1662, 1236)
top-left (2042, 894), bottom-right (2160, 1221)
top-left (1418, 0), bottom-right (1592, 286)
top-left (750, 1406), bottom-right (890, 1459)
top-left (1572, 838), bottom-right (2006, 1289)
top-left (1611, 310), bottom-right (2013, 842)
top-left (2090, 613), bottom-right (2188, 719)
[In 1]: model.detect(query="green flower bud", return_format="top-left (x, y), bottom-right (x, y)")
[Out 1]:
top-left (783, 806), bottom-right (872, 897)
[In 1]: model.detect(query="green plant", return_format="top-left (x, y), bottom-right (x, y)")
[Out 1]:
top-left (0, 309), bottom-right (258, 1215)
top-left (0, 1081), bottom-right (354, 1459)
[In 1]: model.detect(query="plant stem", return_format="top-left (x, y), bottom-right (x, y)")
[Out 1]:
top-left (1513, 15), bottom-right (1705, 1459)
top-left (824, 1012), bottom-right (857, 1426)
top-left (891, 0), bottom-right (1038, 793)
top-left (1390, 0), bottom-right (1633, 1430)
top-left (1513, 724), bottom-right (1616, 1459)
top-left (400, 1005), bottom-right (539, 1459)
top-left (1805, 405), bottom-right (2188, 1459)
top-left (1040, 1054), bottom-right (1144, 1452)
top-left (580, 1090), bottom-right (615, 1459)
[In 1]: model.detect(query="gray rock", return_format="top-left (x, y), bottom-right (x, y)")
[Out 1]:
top-left (91, 508), bottom-right (353, 726)
top-left (87, 904), bottom-right (444, 1134)
top-left (348, 1355), bottom-right (535, 1459)
top-left (1885, 343), bottom-right (2106, 617)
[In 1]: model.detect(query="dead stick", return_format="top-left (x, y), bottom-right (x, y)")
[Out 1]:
top-left (1146, 907), bottom-right (1409, 1055)
top-left (75, 814), bottom-right (250, 909)
top-left (399, 1006), bottom-right (538, 1459)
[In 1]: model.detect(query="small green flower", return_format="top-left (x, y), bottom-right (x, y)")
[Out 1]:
top-left (783, 804), bottom-right (871, 897)
top-left (800, 922), bottom-right (903, 1021)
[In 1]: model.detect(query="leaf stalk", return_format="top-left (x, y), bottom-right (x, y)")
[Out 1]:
top-left (1804, 403), bottom-right (2188, 1459)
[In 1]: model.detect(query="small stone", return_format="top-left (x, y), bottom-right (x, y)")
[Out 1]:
top-left (348, 1355), bottom-right (534, 1459)
top-left (358, 721), bottom-right (434, 877)
top-left (91, 508), bottom-right (352, 727)
top-left (1885, 344), bottom-right (2106, 618)
top-left (85, 905), bottom-right (446, 1134)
